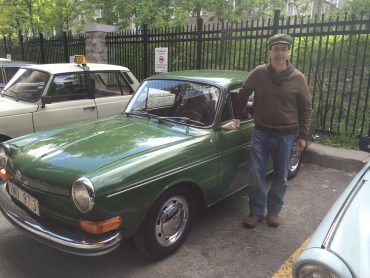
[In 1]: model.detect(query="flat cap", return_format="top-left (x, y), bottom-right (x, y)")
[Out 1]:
top-left (268, 33), bottom-right (293, 47)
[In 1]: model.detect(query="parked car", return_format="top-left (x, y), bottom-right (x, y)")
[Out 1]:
top-left (0, 60), bottom-right (35, 91)
top-left (0, 70), bottom-right (302, 259)
top-left (292, 160), bottom-right (370, 278)
top-left (0, 57), bottom-right (139, 142)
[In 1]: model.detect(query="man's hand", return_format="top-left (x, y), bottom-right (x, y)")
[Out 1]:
top-left (296, 138), bottom-right (307, 153)
top-left (233, 119), bottom-right (241, 129)
top-left (221, 119), bottom-right (240, 130)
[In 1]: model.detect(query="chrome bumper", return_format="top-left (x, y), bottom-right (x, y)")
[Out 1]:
top-left (0, 182), bottom-right (122, 256)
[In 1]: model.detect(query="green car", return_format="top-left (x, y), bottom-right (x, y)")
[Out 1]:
top-left (0, 70), bottom-right (302, 259)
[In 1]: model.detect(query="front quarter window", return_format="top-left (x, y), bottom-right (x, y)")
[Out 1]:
top-left (2, 69), bottom-right (49, 102)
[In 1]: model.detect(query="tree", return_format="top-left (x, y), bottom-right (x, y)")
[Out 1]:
top-left (342, 0), bottom-right (370, 15)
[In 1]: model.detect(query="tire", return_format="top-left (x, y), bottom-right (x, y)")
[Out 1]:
top-left (288, 144), bottom-right (302, 180)
top-left (134, 186), bottom-right (196, 260)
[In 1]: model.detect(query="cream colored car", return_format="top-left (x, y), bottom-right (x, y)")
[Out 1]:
top-left (0, 62), bottom-right (139, 142)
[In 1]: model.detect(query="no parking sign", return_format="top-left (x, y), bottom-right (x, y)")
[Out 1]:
top-left (155, 47), bottom-right (168, 73)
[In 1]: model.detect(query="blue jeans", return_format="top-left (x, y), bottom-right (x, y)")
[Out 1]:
top-left (248, 128), bottom-right (296, 216)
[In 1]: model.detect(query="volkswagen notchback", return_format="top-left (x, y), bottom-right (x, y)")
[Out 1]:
top-left (0, 70), bottom-right (301, 259)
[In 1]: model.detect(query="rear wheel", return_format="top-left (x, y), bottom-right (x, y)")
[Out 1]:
top-left (134, 186), bottom-right (196, 259)
top-left (288, 144), bottom-right (302, 180)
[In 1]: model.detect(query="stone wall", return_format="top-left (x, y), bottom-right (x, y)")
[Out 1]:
top-left (84, 23), bottom-right (117, 63)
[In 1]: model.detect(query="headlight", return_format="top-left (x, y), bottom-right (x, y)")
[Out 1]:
top-left (0, 147), bottom-right (9, 169)
top-left (71, 177), bottom-right (95, 213)
top-left (297, 264), bottom-right (338, 278)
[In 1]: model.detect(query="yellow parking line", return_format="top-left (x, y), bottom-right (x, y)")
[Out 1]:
top-left (273, 238), bottom-right (310, 278)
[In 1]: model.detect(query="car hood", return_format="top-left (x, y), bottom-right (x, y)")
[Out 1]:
top-left (0, 95), bottom-right (38, 116)
top-left (328, 169), bottom-right (370, 277)
top-left (9, 115), bottom-right (194, 194)
top-left (303, 164), bottom-right (370, 277)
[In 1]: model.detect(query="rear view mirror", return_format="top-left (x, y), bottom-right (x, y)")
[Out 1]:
top-left (41, 95), bottom-right (52, 108)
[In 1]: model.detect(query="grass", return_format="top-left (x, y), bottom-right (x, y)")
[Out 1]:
top-left (313, 133), bottom-right (360, 150)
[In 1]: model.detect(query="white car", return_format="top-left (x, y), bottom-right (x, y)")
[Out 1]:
top-left (0, 60), bottom-right (139, 142)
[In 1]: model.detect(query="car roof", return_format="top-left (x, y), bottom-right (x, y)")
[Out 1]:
top-left (0, 61), bottom-right (35, 67)
top-left (147, 70), bottom-right (248, 87)
top-left (21, 63), bottom-right (130, 74)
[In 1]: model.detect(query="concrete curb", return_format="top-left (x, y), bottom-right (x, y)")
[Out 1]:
top-left (303, 142), bottom-right (370, 173)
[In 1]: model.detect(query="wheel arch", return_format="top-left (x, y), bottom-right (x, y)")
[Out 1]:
top-left (0, 134), bottom-right (11, 143)
top-left (154, 180), bottom-right (206, 211)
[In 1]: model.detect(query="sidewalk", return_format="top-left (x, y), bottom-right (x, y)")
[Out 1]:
top-left (304, 142), bottom-right (370, 173)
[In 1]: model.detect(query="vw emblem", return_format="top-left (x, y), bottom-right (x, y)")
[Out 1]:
top-left (15, 170), bottom-right (22, 182)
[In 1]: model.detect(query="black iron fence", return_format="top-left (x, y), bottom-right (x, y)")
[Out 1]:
top-left (107, 11), bottom-right (370, 140)
top-left (0, 11), bottom-right (369, 140)
top-left (0, 32), bottom-right (85, 63)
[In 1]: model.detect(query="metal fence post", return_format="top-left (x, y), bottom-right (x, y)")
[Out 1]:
top-left (18, 31), bottom-right (25, 61)
top-left (272, 9), bottom-right (281, 35)
top-left (39, 33), bottom-right (45, 63)
top-left (2, 36), bottom-right (6, 57)
top-left (142, 24), bottom-right (148, 79)
top-left (196, 17), bottom-right (204, 70)
top-left (63, 32), bottom-right (69, 63)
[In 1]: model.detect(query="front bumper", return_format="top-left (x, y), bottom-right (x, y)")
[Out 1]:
top-left (0, 182), bottom-right (122, 256)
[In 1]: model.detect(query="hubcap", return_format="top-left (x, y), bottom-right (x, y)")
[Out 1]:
top-left (155, 195), bottom-right (189, 247)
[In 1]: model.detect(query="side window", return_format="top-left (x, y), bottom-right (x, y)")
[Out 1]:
top-left (4, 67), bottom-right (20, 82)
top-left (221, 88), bottom-right (254, 123)
top-left (47, 73), bottom-right (89, 102)
top-left (91, 72), bottom-right (132, 98)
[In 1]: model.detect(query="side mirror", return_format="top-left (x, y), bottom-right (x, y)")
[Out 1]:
top-left (40, 95), bottom-right (52, 108)
top-left (221, 119), bottom-right (240, 130)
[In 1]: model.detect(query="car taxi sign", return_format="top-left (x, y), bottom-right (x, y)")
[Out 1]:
top-left (74, 55), bottom-right (87, 65)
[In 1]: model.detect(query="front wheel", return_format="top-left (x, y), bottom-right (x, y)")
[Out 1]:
top-left (288, 144), bottom-right (302, 180)
top-left (134, 186), bottom-right (196, 259)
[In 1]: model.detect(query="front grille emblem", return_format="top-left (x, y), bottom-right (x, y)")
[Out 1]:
top-left (15, 170), bottom-right (22, 182)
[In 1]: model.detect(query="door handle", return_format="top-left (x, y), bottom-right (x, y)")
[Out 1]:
top-left (83, 106), bottom-right (96, 110)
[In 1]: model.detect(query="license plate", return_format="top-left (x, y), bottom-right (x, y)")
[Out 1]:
top-left (8, 181), bottom-right (40, 216)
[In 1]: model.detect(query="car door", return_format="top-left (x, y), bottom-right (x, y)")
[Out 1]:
top-left (33, 72), bottom-right (97, 132)
top-left (91, 71), bottom-right (134, 118)
top-left (216, 87), bottom-right (254, 196)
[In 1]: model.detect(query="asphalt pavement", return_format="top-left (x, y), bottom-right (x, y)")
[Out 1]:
top-left (0, 143), bottom-right (368, 278)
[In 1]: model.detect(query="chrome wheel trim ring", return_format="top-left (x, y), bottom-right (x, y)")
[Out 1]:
top-left (155, 195), bottom-right (189, 247)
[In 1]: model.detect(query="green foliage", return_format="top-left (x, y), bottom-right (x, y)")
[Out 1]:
top-left (318, 132), bottom-right (360, 150)
top-left (0, 0), bottom-right (93, 36)
top-left (342, 0), bottom-right (370, 16)
top-left (0, 0), bottom-right (292, 34)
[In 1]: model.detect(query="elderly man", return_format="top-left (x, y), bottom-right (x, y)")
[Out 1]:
top-left (238, 33), bottom-right (312, 228)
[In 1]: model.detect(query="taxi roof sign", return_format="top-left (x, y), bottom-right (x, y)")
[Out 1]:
top-left (74, 55), bottom-right (87, 65)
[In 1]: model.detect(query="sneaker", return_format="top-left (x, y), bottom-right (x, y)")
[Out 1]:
top-left (266, 213), bottom-right (280, 227)
top-left (243, 215), bottom-right (264, 229)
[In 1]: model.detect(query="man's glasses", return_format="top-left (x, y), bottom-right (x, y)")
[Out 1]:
top-left (271, 46), bottom-right (289, 52)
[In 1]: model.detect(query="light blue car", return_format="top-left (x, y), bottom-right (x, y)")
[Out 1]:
top-left (293, 160), bottom-right (370, 277)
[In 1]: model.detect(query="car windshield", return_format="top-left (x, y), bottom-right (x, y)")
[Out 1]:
top-left (125, 79), bottom-right (221, 127)
top-left (1, 69), bottom-right (49, 102)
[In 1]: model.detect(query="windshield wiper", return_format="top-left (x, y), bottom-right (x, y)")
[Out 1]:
top-left (158, 116), bottom-right (205, 126)
top-left (124, 111), bottom-right (160, 119)
top-left (125, 112), bottom-right (205, 126)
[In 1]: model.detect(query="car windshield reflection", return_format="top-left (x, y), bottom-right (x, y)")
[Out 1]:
top-left (2, 69), bottom-right (49, 102)
top-left (125, 80), bottom-right (220, 127)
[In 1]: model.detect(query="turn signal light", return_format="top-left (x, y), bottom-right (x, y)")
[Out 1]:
top-left (0, 169), bottom-right (11, 181)
top-left (80, 217), bottom-right (122, 235)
